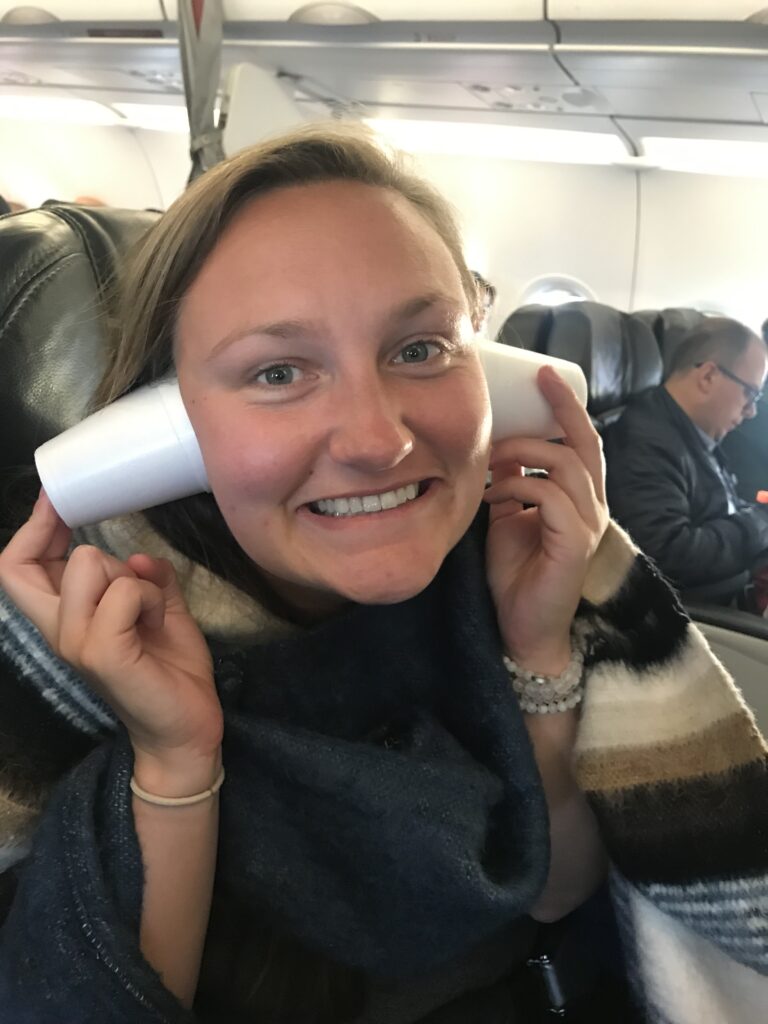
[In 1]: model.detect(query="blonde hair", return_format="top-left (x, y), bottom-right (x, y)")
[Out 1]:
top-left (95, 121), bottom-right (478, 408)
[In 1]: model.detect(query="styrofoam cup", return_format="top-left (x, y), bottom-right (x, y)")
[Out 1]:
top-left (477, 339), bottom-right (588, 441)
top-left (35, 381), bottom-right (209, 529)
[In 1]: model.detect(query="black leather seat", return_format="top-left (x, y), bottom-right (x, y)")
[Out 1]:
top-left (496, 301), bottom-right (662, 431)
top-left (631, 307), bottom-right (706, 376)
top-left (542, 301), bottom-right (663, 430)
top-left (0, 202), bottom-right (159, 531)
top-left (495, 304), bottom-right (553, 352)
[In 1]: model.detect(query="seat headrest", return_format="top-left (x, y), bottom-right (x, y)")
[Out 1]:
top-left (655, 307), bottom-right (707, 375)
top-left (0, 203), bottom-right (160, 474)
top-left (546, 301), bottom-right (663, 422)
top-left (495, 304), bottom-right (553, 351)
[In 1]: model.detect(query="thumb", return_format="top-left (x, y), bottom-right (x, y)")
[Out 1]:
top-left (126, 555), bottom-right (187, 611)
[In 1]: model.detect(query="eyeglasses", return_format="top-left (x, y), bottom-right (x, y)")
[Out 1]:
top-left (695, 362), bottom-right (764, 409)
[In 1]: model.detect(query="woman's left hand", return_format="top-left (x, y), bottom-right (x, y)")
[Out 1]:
top-left (484, 365), bottom-right (609, 673)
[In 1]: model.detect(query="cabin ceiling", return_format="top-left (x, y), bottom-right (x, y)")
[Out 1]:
top-left (2, 3), bottom-right (768, 152)
top-left (2, 3), bottom-right (764, 23)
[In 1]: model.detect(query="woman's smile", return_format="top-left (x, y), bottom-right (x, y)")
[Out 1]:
top-left (305, 479), bottom-right (429, 517)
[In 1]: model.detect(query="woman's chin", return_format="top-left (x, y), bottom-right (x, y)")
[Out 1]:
top-left (335, 565), bottom-right (441, 606)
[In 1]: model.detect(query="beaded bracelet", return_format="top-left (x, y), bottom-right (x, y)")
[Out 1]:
top-left (130, 766), bottom-right (225, 807)
top-left (503, 645), bottom-right (585, 715)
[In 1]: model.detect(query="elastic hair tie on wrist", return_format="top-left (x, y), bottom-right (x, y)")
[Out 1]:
top-left (130, 766), bottom-right (225, 806)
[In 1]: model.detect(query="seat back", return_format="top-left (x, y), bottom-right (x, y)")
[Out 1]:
top-left (545, 301), bottom-right (663, 430)
top-left (644, 307), bottom-right (706, 376)
top-left (0, 203), bottom-right (160, 474)
top-left (495, 304), bottom-right (553, 351)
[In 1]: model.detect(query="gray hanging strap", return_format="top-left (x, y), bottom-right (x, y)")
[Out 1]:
top-left (178, 0), bottom-right (225, 180)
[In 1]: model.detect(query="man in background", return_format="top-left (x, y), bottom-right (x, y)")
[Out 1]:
top-left (604, 317), bottom-right (768, 606)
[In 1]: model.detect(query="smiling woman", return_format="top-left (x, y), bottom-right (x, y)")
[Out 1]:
top-left (174, 180), bottom-right (489, 611)
top-left (0, 122), bottom-right (766, 1024)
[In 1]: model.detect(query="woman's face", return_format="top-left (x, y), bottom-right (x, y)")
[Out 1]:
top-left (175, 180), bottom-right (491, 612)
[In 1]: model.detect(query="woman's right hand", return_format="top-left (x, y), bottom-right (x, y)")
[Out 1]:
top-left (0, 491), bottom-right (223, 781)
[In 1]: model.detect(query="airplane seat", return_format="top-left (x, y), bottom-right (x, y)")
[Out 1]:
top-left (649, 307), bottom-right (706, 376)
top-left (495, 304), bottom-right (553, 351)
top-left (0, 202), bottom-right (160, 534)
top-left (628, 309), bottom-right (660, 339)
top-left (543, 301), bottom-right (663, 432)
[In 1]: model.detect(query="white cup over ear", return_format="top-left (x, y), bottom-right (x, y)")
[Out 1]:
top-left (35, 381), bottom-right (209, 529)
top-left (477, 339), bottom-right (588, 442)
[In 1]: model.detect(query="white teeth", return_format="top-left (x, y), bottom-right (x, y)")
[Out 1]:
top-left (312, 483), bottom-right (425, 517)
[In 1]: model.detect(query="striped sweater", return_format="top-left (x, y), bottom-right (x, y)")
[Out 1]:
top-left (0, 513), bottom-right (766, 1022)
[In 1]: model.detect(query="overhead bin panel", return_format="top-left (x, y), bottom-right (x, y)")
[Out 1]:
top-left (555, 50), bottom-right (768, 93)
top-left (244, 49), bottom-right (564, 98)
top-left (164, 1), bottom-right (543, 21)
top-left (594, 85), bottom-right (760, 124)
top-left (552, 41), bottom-right (768, 131)
top-left (555, 20), bottom-right (768, 50)
top-left (0, 1), bottom-right (164, 20)
top-left (342, 78), bottom-right (605, 114)
top-left (0, 61), bottom-right (178, 91)
top-left (217, 22), bottom-right (559, 96)
top-left (549, 2), bottom-right (760, 19)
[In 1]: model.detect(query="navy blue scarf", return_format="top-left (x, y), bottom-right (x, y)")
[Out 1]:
top-left (1, 510), bottom-right (549, 1021)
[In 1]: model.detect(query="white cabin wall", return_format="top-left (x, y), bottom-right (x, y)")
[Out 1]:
top-left (409, 153), bottom-right (638, 336)
top-left (633, 170), bottom-right (768, 332)
top-left (0, 120), bottom-right (172, 210)
top-left (130, 129), bottom-right (191, 210)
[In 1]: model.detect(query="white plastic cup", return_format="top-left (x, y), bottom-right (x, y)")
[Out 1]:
top-left (35, 381), bottom-right (209, 529)
top-left (477, 339), bottom-right (588, 441)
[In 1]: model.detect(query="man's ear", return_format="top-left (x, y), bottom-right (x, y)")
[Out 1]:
top-left (695, 360), bottom-right (718, 395)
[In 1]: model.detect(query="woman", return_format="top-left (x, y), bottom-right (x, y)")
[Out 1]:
top-left (0, 124), bottom-right (765, 1023)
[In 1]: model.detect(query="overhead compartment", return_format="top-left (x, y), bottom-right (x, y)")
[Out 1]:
top-left (164, 0), bottom-right (543, 21)
top-left (549, 2), bottom-right (763, 20)
top-left (0, 2), bottom-right (165, 22)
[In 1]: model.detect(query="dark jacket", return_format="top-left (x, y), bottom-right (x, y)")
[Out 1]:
top-left (603, 385), bottom-right (768, 599)
top-left (720, 394), bottom-right (768, 503)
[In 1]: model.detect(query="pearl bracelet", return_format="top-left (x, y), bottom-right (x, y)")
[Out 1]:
top-left (130, 765), bottom-right (225, 807)
top-left (503, 645), bottom-right (585, 714)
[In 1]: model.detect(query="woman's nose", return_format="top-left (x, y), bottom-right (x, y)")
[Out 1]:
top-left (327, 381), bottom-right (414, 472)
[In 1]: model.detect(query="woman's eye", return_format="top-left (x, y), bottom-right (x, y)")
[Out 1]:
top-left (394, 340), bottom-right (442, 364)
top-left (255, 364), bottom-right (302, 386)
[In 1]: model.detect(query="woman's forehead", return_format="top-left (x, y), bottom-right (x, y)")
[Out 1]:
top-left (213, 180), bottom-right (457, 271)
top-left (176, 181), bottom-right (467, 347)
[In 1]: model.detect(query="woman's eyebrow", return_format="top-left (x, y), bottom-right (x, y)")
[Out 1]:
top-left (207, 294), bottom-right (463, 359)
top-left (208, 319), bottom-right (317, 358)
top-left (386, 293), bottom-right (463, 326)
